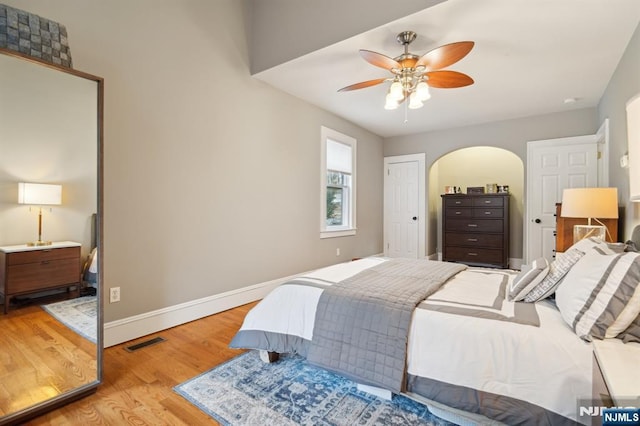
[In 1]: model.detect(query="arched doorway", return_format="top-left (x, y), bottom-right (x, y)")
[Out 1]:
top-left (428, 146), bottom-right (525, 268)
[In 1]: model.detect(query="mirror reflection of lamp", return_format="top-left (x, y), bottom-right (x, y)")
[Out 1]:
top-left (17, 182), bottom-right (62, 246)
top-left (561, 187), bottom-right (618, 243)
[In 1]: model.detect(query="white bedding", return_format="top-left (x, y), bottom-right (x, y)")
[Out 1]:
top-left (231, 258), bottom-right (593, 425)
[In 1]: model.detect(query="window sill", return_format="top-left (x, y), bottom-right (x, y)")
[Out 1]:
top-left (320, 229), bottom-right (356, 239)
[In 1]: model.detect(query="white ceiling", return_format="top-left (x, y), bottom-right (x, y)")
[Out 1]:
top-left (253, 0), bottom-right (640, 138)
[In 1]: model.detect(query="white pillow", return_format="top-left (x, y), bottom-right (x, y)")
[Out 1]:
top-left (523, 249), bottom-right (584, 302)
top-left (508, 258), bottom-right (549, 301)
top-left (555, 250), bottom-right (640, 341)
top-left (567, 237), bottom-right (617, 255)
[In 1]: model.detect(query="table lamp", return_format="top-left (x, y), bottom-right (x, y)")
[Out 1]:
top-left (561, 187), bottom-right (618, 243)
top-left (18, 182), bottom-right (62, 246)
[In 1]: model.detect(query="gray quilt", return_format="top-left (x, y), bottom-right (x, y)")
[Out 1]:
top-left (306, 258), bottom-right (466, 393)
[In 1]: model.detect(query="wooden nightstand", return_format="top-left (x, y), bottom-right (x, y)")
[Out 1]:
top-left (0, 241), bottom-right (81, 314)
top-left (592, 339), bottom-right (640, 406)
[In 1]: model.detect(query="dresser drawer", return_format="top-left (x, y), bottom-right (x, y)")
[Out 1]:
top-left (445, 232), bottom-right (504, 248)
top-left (446, 208), bottom-right (472, 218)
top-left (6, 247), bottom-right (79, 266)
top-left (472, 208), bottom-right (504, 218)
top-left (444, 197), bottom-right (472, 207)
top-left (445, 219), bottom-right (505, 233)
top-left (7, 258), bottom-right (80, 293)
top-left (444, 247), bottom-right (504, 264)
top-left (472, 197), bottom-right (504, 207)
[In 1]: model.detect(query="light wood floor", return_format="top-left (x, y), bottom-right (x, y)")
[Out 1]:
top-left (0, 301), bottom-right (97, 417)
top-left (24, 302), bottom-right (256, 425)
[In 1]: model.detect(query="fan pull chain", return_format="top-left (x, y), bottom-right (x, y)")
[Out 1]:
top-left (404, 99), bottom-right (409, 123)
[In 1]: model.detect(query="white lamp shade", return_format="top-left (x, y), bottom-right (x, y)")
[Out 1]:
top-left (561, 187), bottom-right (618, 219)
top-left (18, 183), bottom-right (62, 205)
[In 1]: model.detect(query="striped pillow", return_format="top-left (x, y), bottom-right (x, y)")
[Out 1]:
top-left (555, 250), bottom-right (640, 341)
top-left (508, 257), bottom-right (549, 301)
top-left (522, 249), bottom-right (584, 302)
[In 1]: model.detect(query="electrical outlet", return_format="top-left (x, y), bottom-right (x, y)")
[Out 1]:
top-left (336, 248), bottom-right (340, 256)
top-left (110, 287), bottom-right (121, 303)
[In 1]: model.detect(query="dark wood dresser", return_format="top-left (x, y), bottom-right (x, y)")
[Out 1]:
top-left (0, 241), bottom-right (81, 313)
top-left (442, 194), bottom-right (510, 268)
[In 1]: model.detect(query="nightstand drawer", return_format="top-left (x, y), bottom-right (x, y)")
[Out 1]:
top-left (6, 247), bottom-right (79, 265)
top-left (7, 258), bottom-right (80, 293)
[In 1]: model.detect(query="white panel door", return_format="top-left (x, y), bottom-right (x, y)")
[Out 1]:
top-left (384, 154), bottom-right (425, 258)
top-left (526, 136), bottom-right (599, 264)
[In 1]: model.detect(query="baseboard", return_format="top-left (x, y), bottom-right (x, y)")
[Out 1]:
top-left (509, 258), bottom-right (523, 270)
top-left (103, 273), bottom-right (297, 348)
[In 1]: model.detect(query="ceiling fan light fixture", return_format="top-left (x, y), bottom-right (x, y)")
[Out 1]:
top-left (416, 81), bottom-right (431, 101)
top-left (384, 93), bottom-right (399, 110)
top-left (389, 81), bottom-right (404, 101)
top-left (408, 91), bottom-right (424, 109)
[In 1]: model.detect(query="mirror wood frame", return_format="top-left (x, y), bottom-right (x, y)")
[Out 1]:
top-left (0, 47), bottom-right (104, 426)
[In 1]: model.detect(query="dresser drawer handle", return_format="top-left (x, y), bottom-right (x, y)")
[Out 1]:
top-left (467, 224), bottom-right (478, 227)
top-left (484, 200), bottom-right (491, 204)
top-left (467, 252), bottom-right (478, 256)
top-left (455, 211), bottom-right (462, 215)
top-left (467, 238), bottom-right (478, 242)
top-left (484, 211), bottom-right (492, 215)
top-left (455, 201), bottom-right (462, 204)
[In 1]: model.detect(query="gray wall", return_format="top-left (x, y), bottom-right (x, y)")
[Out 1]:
top-left (244, 0), bottom-right (444, 74)
top-left (384, 107), bottom-right (599, 257)
top-left (598, 22), bottom-right (640, 239)
top-left (5, 0), bottom-right (384, 323)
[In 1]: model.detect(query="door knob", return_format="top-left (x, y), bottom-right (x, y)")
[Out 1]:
top-left (535, 218), bottom-right (541, 224)
top-left (412, 216), bottom-right (418, 221)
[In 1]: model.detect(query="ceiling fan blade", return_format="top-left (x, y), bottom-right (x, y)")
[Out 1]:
top-left (416, 41), bottom-right (475, 71)
top-left (338, 78), bottom-right (387, 92)
top-left (425, 71), bottom-right (474, 88)
top-left (359, 50), bottom-right (401, 70)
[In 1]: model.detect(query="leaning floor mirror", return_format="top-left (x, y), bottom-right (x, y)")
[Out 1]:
top-left (0, 48), bottom-right (103, 425)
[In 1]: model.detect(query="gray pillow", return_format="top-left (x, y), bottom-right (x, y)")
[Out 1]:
top-left (619, 315), bottom-right (640, 343)
top-left (508, 257), bottom-right (549, 301)
top-left (523, 249), bottom-right (584, 302)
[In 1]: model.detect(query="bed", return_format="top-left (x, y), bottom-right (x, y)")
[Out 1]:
top-left (230, 235), bottom-right (640, 425)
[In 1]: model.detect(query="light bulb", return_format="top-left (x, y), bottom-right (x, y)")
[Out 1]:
top-left (389, 81), bottom-right (404, 101)
top-left (384, 93), bottom-right (399, 110)
top-left (408, 91), bottom-right (423, 109)
top-left (416, 81), bottom-right (431, 101)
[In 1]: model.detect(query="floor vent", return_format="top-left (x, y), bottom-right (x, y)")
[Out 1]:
top-left (124, 336), bottom-right (166, 352)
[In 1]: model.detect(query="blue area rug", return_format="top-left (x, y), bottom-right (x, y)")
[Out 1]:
top-left (42, 296), bottom-right (97, 343)
top-left (174, 351), bottom-right (452, 425)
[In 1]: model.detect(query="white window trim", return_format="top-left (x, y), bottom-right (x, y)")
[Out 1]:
top-left (320, 126), bottom-right (356, 239)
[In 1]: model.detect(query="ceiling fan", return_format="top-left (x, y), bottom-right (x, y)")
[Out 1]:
top-left (339, 31), bottom-right (475, 110)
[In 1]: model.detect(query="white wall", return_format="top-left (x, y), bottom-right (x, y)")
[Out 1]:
top-left (384, 107), bottom-right (599, 256)
top-left (598, 22), bottom-right (640, 239)
top-left (0, 53), bottom-right (97, 258)
top-left (4, 0), bottom-right (384, 323)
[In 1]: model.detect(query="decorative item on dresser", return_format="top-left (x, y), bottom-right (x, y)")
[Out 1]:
top-left (0, 241), bottom-right (81, 314)
top-left (554, 203), bottom-right (619, 254)
top-left (441, 193), bottom-right (510, 268)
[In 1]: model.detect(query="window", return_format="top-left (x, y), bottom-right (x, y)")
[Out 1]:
top-left (320, 126), bottom-right (356, 238)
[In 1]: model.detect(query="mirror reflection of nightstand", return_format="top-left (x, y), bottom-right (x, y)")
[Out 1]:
top-left (0, 241), bottom-right (81, 314)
